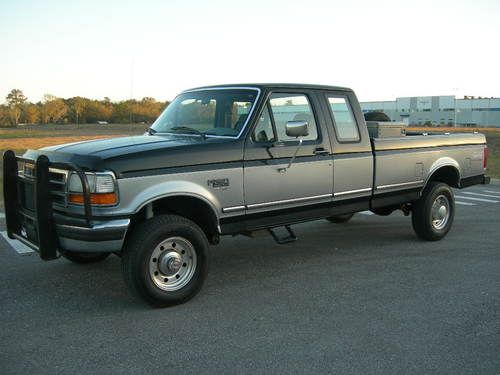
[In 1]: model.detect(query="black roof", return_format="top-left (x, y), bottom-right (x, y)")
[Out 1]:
top-left (184, 83), bottom-right (353, 93)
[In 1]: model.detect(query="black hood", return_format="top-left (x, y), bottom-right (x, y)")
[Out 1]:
top-left (24, 134), bottom-right (244, 177)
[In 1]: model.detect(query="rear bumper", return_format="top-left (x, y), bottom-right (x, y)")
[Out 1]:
top-left (460, 174), bottom-right (490, 188)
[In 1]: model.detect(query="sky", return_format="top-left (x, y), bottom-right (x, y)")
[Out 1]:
top-left (1, 0), bottom-right (499, 103)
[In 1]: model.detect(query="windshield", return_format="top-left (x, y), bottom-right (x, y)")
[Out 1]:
top-left (150, 89), bottom-right (258, 137)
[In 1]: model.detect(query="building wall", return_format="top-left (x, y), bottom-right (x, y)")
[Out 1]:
top-left (360, 96), bottom-right (500, 127)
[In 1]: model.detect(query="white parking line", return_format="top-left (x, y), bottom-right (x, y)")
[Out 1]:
top-left (455, 195), bottom-right (500, 203)
top-left (462, 191), bottom-right (500, 199)
top-left (455, 201), bottom-right (476, 206)
top-left (0, 231), bottom-right (34, 255)
top-left (483, 190), bottom-right (500, 195)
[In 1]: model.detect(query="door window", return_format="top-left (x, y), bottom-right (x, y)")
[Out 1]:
top-left (253, 93), bottom-right (318, 142)
top-left (269, 94), bottom-right (318, 141)
top-left (327, 96), bottom-right (360, 142)
top-left (252, 105), bottom-right (275, 142)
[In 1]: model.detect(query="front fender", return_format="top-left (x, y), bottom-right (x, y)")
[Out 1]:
top-left (116, 178), bottom-right (221, 218)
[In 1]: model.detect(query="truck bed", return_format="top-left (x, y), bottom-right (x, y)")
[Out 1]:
top-left (371, 132), bottom-right (486, 206)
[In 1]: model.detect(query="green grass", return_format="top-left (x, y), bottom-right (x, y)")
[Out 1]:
top-left (484, 131), bottom-right (500, 178)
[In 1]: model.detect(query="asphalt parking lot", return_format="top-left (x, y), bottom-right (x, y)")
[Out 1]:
top-left (1, 184), bottom-right (499, 375)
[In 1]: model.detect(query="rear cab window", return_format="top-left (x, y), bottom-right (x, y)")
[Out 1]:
top-left (326, 96), bottom-right (360, 143)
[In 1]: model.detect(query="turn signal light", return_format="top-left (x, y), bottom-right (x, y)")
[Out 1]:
top-left (68, 192), bottom-right (118, 205)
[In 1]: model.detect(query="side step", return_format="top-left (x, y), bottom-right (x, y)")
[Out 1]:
top-left (268, 225), bottom-right (297, 245)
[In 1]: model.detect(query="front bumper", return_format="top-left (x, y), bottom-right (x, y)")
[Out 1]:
top-left (55, 216), bottom-right (130, 253)
top-left (3, 151), bottom-right (129, 259)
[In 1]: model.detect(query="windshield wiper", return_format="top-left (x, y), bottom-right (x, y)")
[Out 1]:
top-left (170, 126), bottom-right (206, 138)
top-left (146, 127), bottom-right (157, 135)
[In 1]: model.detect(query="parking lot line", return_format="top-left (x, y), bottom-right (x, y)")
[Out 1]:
top-left (483, 190), bottom-right (500, 195)
top-left (455, 195), bottom-right (500, 203)
top-left (455, 201), bottom-right (476, 206)
top-left (462, 191), bottom-right (500, 199)
top-left (0, 231), bottom-right (34, 255)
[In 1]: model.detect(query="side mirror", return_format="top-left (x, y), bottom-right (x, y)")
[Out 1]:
top-left (278, 121), bottom-right (309, 174)
top-left (285, 120), bottom-right (309, 138)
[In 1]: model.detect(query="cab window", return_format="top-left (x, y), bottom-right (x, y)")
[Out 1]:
top-left (327, 96), bottom-right (360, 142)
top-left (253, 93), bottom-right (318, 142)
top-left (252, 105), bottom-right (275, 142)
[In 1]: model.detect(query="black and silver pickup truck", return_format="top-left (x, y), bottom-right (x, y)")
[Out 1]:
top-left (3, 84), bottom-right (490, 306)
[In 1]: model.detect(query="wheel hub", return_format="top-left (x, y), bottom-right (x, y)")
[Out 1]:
top-left (436, 205), bottom-right (447, 220)
top-left (158, 251), bottom-right (183, 275)
top-left (431, 194), bottom-right (451, 230)
top-left (148, 236), bottom-right (197, 291)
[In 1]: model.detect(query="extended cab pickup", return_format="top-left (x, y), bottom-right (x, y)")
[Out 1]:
top-left (3, 84), bottom-right (490, 306)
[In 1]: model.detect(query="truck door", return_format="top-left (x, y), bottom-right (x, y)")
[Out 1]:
top-left (243, 91), bottom-right (333, 219)
top-left (321, 92), bottom-right (374, 205)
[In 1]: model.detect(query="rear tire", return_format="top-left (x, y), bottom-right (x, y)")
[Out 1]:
top-left (411, 182), bottom-right (455, 241)
top-left (121, 214), bottom-right (209, 307)
top-left (326, 213), bottom-right (354, 223)
top-left (61, 251), bottom-right (110, 264)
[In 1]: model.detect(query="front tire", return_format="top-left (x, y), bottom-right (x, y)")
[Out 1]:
top-left (61, 251), bottom-right (110, 264)
top-left (121, 214), bottom-right (209, 307)
top-left (412, 182), bottom-right (455, 241)
top-left (326, 213), bottom-right (354, 223)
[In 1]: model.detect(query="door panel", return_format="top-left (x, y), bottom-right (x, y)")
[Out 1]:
top-left (244, 91), bottom-right (333, 214)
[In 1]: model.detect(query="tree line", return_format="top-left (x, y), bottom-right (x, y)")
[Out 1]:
top-left (0, 89), bottom-right (169, 127)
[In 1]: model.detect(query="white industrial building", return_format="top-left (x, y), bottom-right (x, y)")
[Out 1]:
top-left (360, 96), bottom-right (500, 127)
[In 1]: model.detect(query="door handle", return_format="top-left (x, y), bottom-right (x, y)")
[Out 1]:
top-left (313, 148), bottom-right (329, 155)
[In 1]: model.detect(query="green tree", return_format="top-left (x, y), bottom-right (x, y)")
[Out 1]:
top-left (72, 96), bottom-right (87, 125)
top-left (6, 89), bottom-right (27, 125)
top-left (24, 103), bottom-right (40, 124)
top-left (41, 94), bottom-right (68, 124)
top-left (0, 104), bottom-right (11, 127)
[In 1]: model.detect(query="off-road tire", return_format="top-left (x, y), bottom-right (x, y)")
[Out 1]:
top-left (121, 214), bottom-right (209, 307)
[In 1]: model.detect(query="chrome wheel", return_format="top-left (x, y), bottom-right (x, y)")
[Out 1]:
top-left (149, 236), bottom-right (197, 291)
top-left (431, 194), bottom-right (450, 230)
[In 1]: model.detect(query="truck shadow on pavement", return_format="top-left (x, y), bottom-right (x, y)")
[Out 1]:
top-left (2, 216), bottom-right (432, 312)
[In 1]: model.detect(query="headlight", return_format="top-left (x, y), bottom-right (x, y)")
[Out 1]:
top-left (68, 172), bottom-right (118, 206)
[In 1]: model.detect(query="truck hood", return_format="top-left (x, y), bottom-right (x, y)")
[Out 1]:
top-left (41, 134), bottom-right (197, 156)
top-left (24, 134), bottom-right (243, 177)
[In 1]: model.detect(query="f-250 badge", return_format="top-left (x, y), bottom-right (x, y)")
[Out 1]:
top-left (207, 178), bottom-right (230, 189)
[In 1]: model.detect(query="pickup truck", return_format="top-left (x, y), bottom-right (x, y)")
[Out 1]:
top-left (3, 84), bottom-right (490, 306)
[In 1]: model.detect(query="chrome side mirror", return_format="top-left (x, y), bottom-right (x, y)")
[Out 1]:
top-left (278, 121), bottom-right (309, 173)
top-left (285, 121), bottom-right (309, 138)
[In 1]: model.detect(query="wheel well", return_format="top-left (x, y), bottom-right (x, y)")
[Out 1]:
top-left (427, 166), bottom-right (460, 188)
top-left (132, 196), bottom-right (219, 244)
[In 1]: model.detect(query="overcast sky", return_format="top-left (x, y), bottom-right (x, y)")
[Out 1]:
top-left (1, 0), bottom-right (499, 103)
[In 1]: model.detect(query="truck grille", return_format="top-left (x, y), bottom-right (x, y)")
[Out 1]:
top-left (18, 162), bottom-right (69, 207)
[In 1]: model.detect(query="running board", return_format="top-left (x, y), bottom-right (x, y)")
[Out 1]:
top-left (268, 225), bottom-right (297, 245)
